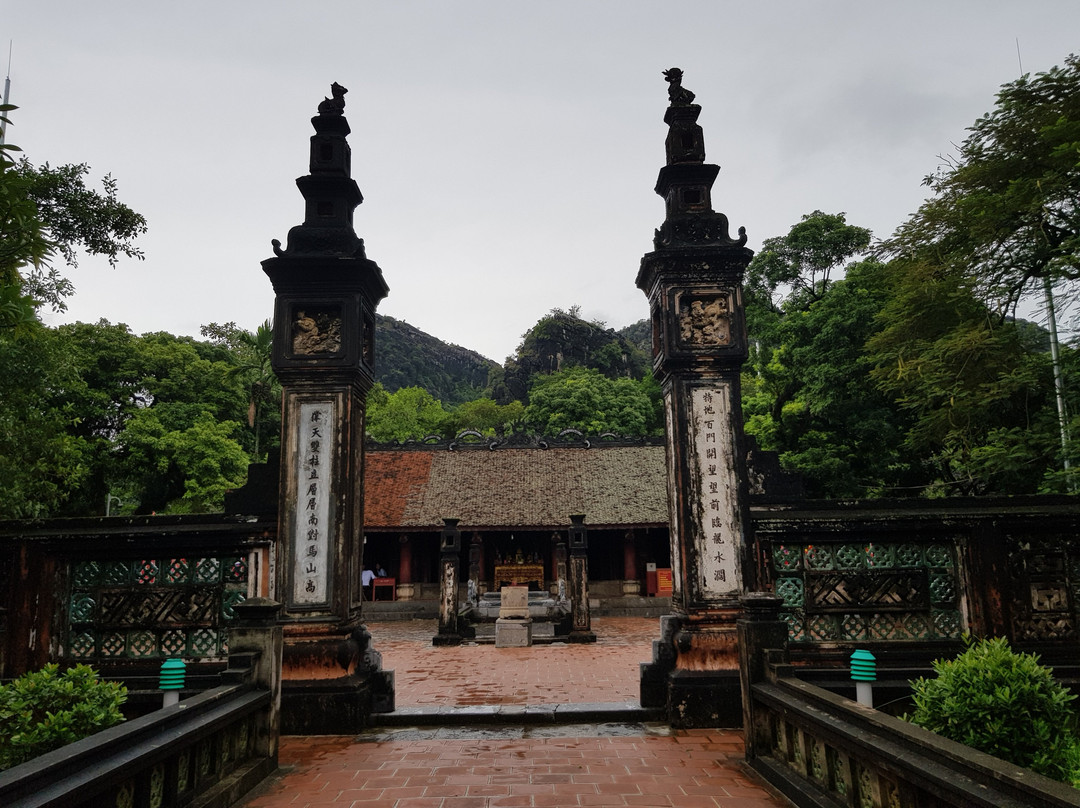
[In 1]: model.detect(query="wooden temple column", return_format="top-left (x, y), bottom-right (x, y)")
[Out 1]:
top-left (262, 83), bottom-right (393, 732)
top-left (396, 535), bottom-right (414, 601)
top-left (622, 529), bottom-right (641, 597)
top-left (636, 69), bottom-right (755, 727)
top-left (472, 532), bottom-right (487, 595)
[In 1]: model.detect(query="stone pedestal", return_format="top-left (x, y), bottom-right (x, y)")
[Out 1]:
top-left (227, 598), bottom-right (283, 759)
top-left (395, 582), bottom-right (416, 601)
top-left (622, 579), bottom-right (642, 597)
top-left (495, 617), bottom-right (533, 647)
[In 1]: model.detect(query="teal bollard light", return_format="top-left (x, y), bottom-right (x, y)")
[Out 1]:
top-left (850, 649), bottom-right (876, 707)
top-left (159, 657), bottom-right (186, 708)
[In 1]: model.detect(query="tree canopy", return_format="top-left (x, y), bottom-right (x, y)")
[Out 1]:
top-left (0, 319), bottom-right (276, 518)
top-left (870, 54), bottom-right (1080, 493)
top-left (882, 53), bottom-right (1080, 317)
top-left (524, 366), bottom-right (661, 438)
top-left (742, 212), bottom-right (911, 497)
top-left (0, 110), bottom-right (146, 328)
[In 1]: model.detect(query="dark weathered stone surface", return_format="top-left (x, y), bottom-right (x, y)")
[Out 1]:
top-left (637, 68), bottom-right (754, 723)
top-left (262, 83), bottom-right (393, 731)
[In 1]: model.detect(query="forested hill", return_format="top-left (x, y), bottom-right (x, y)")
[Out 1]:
top-left (617, 319), bottom-right (650, 355)
top-left (494, 310), bottom-right (653, 403)
top-left (374, 314), bottom-right (499, 406)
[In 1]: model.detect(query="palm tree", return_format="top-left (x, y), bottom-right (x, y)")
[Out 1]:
top-left (225, 320), bottom-right (277, 461)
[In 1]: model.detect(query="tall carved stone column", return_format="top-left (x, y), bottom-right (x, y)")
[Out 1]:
top-left (433, 518), bottom-right (463, 645)
top-left (567, 514), bottom-right (596, 643)
top-left (636, 69), bottom-right (754, 727)
top-left (262, 83), bottom-right (392, 732)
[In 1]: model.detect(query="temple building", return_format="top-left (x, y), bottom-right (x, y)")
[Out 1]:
top-left (359, 436), bottom-right (672, 602)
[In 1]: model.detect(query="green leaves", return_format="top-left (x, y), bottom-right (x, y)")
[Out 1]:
top-left (884, 54), bottom-right (1080, 315)
top-left (0, 319), bottom-right (271, 517)
top-left (908, 637), bottom-right (1080, 784)
top-left (746, 210), bottom-right (871, 314)
top-left (524, 366), bottom-right (661, 437)
top-left (0, 664), bottom-right (126, 771)
top-left (12, 159), bottom-right (147, 293)
top-left (742, 211), bottom-right (912, 497)
top-left (365, 384), bottom-right (452, 443)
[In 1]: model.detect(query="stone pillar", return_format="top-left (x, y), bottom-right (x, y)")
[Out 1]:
top-left (433, 518), bottom-right (463, 645)
top-left (567, 514), bottom-right (596, 643)
top-left (737, 593), bottom-right (787, 760)
top-left (227, 598), bottom-right (283, 760)
top-left (622, 529), bottom-right (641, 597)
top-left (396, 534), bottom-right (414, 601)
top-left (636, 69), bottom-right (755, 727)
top-left (262, 83), bottom-right (393, 732)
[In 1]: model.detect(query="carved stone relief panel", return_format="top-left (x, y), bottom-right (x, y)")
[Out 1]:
top-left (677, 292), bottom-right (731, 347)
top-left (291, 304), bottom-right (343, 355)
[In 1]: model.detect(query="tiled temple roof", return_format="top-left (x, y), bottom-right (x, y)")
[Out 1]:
top-left (364, 444), bottom-right (668, 530)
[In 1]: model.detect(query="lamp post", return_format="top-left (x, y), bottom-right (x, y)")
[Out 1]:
top-left (105, 494), bottom-right (122, 516)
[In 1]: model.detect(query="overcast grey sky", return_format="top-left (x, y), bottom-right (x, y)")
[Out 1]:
top-left (7, 2), bottom-right (1080, 362)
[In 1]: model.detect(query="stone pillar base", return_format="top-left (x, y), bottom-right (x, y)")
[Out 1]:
top-left (667, 669), bottom-right (742, 728)
top-left (281, 671), bottom-right (395, 734)
top-left (396, 582), bottom-right (416, 601)
top-left (495, 617), bottom-right (532, 647)
top-left (567, 629), bottom-right (597, 643)
top-left (432, 632), bottom-right (463, 646)
top-left (638, 612), bottom-right (745, 725)
top-left (621, 579), bottom-right (642, 597)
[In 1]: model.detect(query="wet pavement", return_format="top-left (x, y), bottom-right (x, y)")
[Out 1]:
top-left (367, 617), bottom-right (658, 707)
top-left (240, 616), bottom-right (792, 807)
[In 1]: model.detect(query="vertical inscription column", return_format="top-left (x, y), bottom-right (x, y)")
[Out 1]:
top-left (691, 387), bottom-right (742, 596)
top-left (291, 402), bottom-right (334, 607)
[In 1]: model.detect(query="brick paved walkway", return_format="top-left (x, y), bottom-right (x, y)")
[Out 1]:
top-left (239, 616), bottom-right (792, 807)
top-left (367, 617), bottom-right (657, 707)
top-left (244, 728), bottom-right (790, 807)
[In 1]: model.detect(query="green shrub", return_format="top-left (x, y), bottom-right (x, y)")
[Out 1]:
top-left (0, 663), bottom-right (127, 771)
top-left (909, 637), bottom-right (1079, 784)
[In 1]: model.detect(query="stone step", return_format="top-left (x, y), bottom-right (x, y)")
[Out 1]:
top-left (372, 701), bottom-right (664, 727)
top-left (362, 596), bottom-right (671, 621)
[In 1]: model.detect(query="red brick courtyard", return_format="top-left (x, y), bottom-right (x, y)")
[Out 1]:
top-left (241, 617), bottom-right (792, 807)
